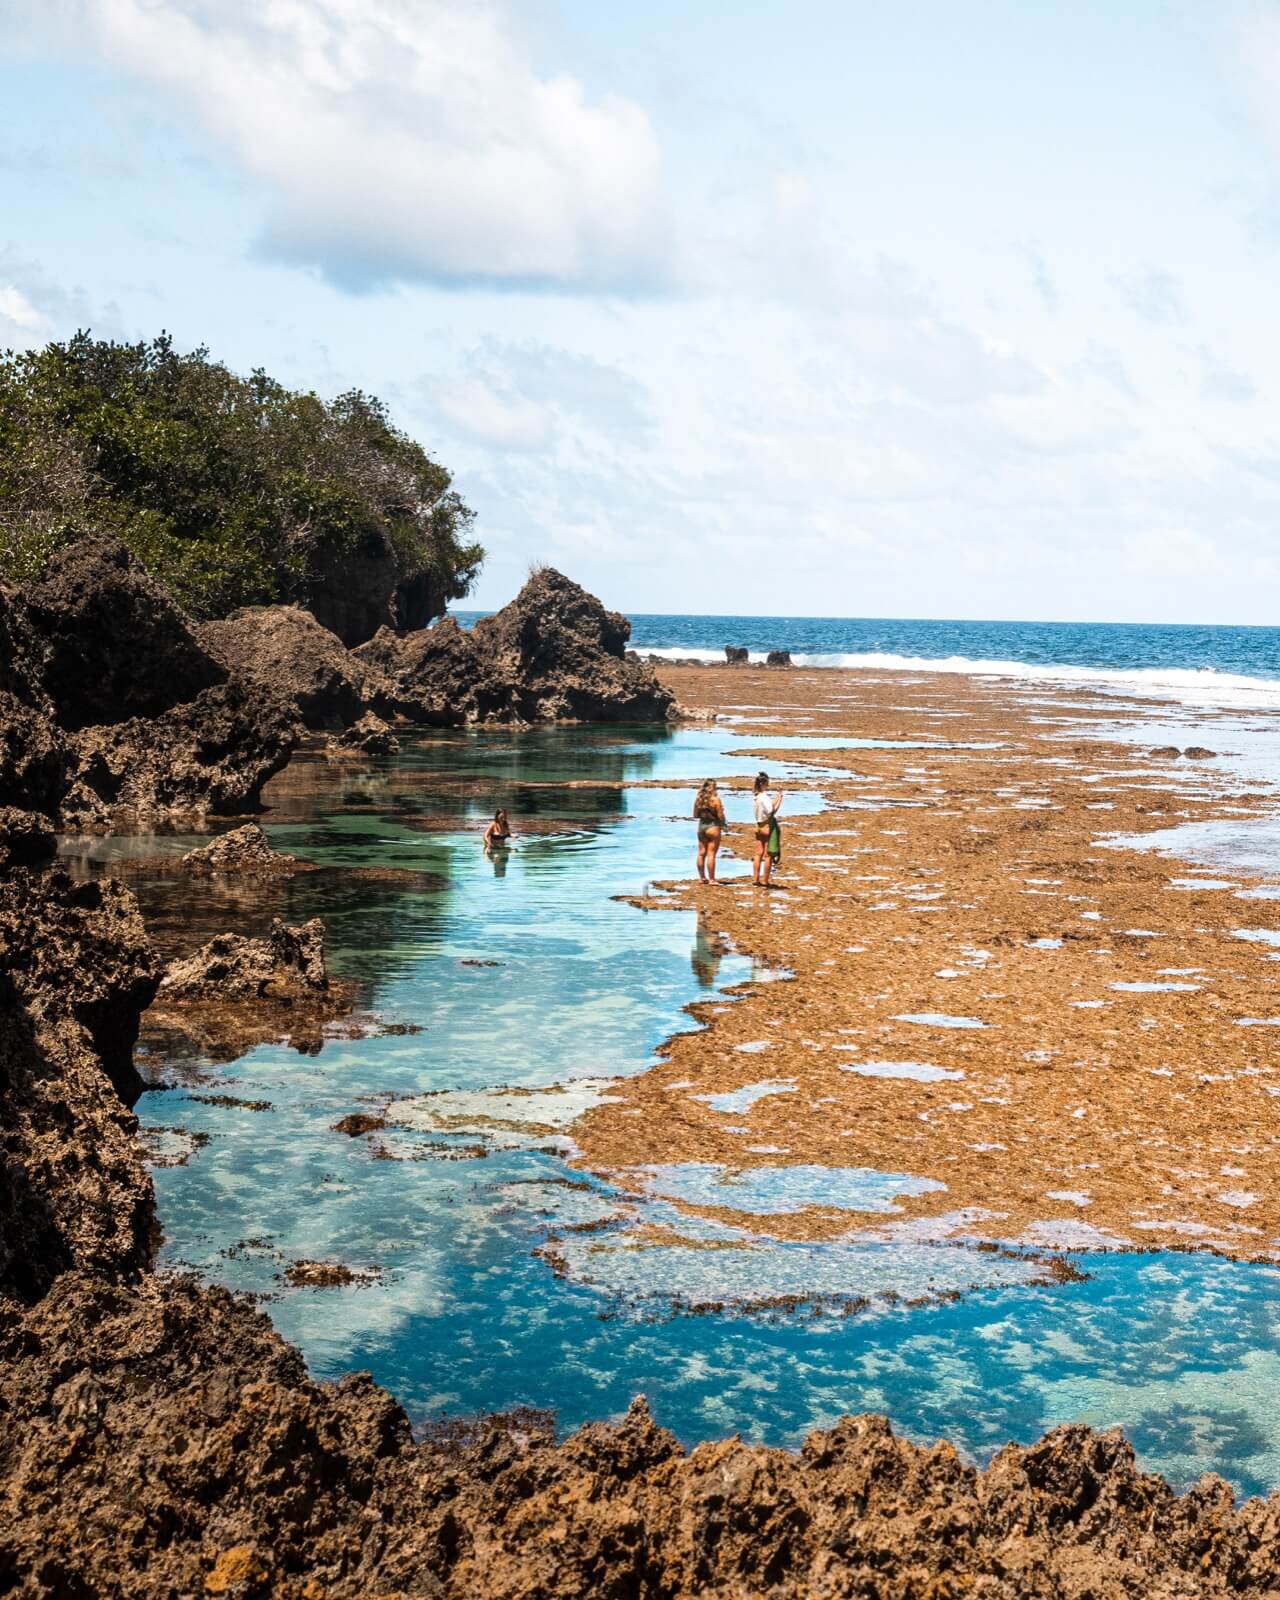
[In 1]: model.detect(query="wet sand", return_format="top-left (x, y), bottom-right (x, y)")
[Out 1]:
top-left (571, 664), bottom-right (1280, 1259)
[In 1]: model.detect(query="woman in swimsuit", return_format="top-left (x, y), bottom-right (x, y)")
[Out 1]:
top-left (752, 771), bottom-right (783, 887)
top-left (693, 778), bottom-right (726, 883)
top-left (482, 808), bottom-right (511, 851)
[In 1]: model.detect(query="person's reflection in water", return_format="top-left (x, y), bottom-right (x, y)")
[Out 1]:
top-left (488, 845), bottom-right (510, 878)
top-left (691, 912), bottom-right (726, 988)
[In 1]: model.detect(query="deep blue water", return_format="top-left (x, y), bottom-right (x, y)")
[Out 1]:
top-left (454, 612), bottom-right (1280, 705)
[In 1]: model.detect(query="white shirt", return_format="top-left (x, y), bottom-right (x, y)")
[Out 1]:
top-left (754, 792), bottom-right (777, 825)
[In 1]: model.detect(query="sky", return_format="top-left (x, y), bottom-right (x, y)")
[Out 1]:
top-left (4, 1), bottom-right (1280, 623)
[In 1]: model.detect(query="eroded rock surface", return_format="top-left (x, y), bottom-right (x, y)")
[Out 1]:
top-left (159, 917), bottom-right (328, 1003)
top-left (0, 868), bottom-right (158, 1302)
top-left (62, 680), bottom-right (300, 828)
top-left (21, 533), bottom-right (226, 731)
top-left (326, 710), bottom-right (401, 757)
top-left (198, 604), bottom-right (369, 729)
top-left (360, 568), bottom-right (674, 725)
top-left (180, 823), bottom-right (301, 878)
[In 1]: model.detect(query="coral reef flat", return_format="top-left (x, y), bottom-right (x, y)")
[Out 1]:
top-left (9, 648), bottom-right (1280, 1595)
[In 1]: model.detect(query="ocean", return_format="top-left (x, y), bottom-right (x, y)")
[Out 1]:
top-left (456, 612), bottom-right (1280, 710)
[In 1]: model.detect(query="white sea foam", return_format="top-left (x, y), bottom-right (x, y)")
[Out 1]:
top-left (639, 646), bottom-right (1280, 710)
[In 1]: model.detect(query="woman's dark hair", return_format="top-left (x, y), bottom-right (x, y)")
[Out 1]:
top-left (495, 808), bottom-right (507, 823)
top-left (753, 771), bottom-right (769, 793)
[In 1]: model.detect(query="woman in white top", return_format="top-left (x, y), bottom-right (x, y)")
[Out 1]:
top-left (752, 771), bottom-right (783, 887)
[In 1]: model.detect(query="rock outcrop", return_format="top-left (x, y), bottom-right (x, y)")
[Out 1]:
top-left (158, 917), bottom-right (328, 1003)
top-left (0, 808), bottom-right (55, 872)
top-left (0, 538), bottom-right (301, 827)
top-left (61, 680), bottom-right (300, 829)
top-left (180, 823), bottom-right (301, 878)
top-left (147, 915), bottom-right (350, 1061)
top-left (326, 711), bottom-right (401, 758)
top-left (0, 868), bottom-right (158, 1302)
top-left (725, 644), bottom-right (749, 664)
top-left (360, 568), bottom-right (674, 726)
top-left (198, 604), bottom-right (369, 730)
top-left (20, 534), bottom-right (227, 731)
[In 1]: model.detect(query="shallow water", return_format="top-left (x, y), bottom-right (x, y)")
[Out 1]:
top-left (124, 724), bottom-right (1280, 1499)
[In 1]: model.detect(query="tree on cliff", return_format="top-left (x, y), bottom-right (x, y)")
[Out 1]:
top-left (0, 332), bottom-right (483, 640)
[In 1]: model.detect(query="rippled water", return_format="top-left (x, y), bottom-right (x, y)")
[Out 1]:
top-left (85, 723), bottom-right (1280, 1499)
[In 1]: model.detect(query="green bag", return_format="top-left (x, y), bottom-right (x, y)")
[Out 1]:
top-left (767, 816), bottom-right (781, 862)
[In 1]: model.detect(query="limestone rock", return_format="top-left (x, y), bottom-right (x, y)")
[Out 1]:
top-left (0, 868), bottom-right (158, 1301)
top-left (0, 808), bottom-right (56, 872)
top-left (766, 649), bottom-right (792, 667)
top-left (158, 917), bottom-right (328, 1003)
top-left (326, 711), bottom-right (401, 758)
top-left (355, 615), bottom-right (483, 725)
top-left (180, 823), bottom-right (300, 877)
top-left (361, 570), bottom-right (674, 726)
top-left (197, 604), bottom-right (369, 729)
top-left (21, 534), bottom-right (226, 731)
top-left (62, 680), bottom-right (300, 828)
top-left (725, 645), bottom-right (750, 664)
top-left (0, 691), bottom-right (70, 815)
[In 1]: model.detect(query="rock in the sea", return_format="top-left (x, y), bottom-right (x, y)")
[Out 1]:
top-left (724, 644), bottom-right (750, 664)
top-left (362, 569), bottom-right (675, 726)
top-left (21, 534), bottom-right (226, 731)
top-left (1149, 745), bottom-right (1182, 759)
top-left (1183, 746), bottom-right (1217, 760)
top-left (0, 808), bottom-right (56, 871)
top-left (0, 868), bottom-right (158, 1301)
top-left (766, 649), bottom-right (792, 667)
top-left (180, 823), bottom-right (300, 877)
top-left (61, 680), bottom-right (300, 828)
top-left (326, 711), bottom-right (401, 758)
top-left (197, 604), bottom-right (369, 730)
top-left (159, 916), bottom-right (328, 1003)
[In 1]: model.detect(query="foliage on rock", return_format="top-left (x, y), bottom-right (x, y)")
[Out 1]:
top-left (0, 332), bottom-right (483, 638)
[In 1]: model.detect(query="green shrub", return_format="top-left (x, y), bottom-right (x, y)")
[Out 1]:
top-left (0, 331), bottom-right (482, 618)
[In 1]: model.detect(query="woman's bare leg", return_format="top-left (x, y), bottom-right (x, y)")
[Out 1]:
top-left (697, 838), bottom-right (708, 881)
top-left (753, 834), bottom-right (765, 885)
top-left (706, 833), bottom-right (721, 881)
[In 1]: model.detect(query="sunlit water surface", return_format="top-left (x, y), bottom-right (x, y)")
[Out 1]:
top-left (90, 724), bottom-right (1280, 1500)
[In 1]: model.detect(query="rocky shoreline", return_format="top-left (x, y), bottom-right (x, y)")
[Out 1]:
top-left (3, 557), bottom-right (1280, 1594)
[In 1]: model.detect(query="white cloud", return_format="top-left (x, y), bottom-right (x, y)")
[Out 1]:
top-left (8, 0), bottom-right (666, 292)
top-left (0, 285), bottom-right (47, 338)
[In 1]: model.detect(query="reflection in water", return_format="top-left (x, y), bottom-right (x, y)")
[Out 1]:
top-left (691, 914), bottom-right (726, 988)
top-left (98, 724), bottom-right (1280, 1499)
top-left (487, 846), bottom-right (510, 879)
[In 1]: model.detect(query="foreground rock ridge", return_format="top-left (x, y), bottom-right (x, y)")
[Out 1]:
top-left (5, 602), bottom-right (1280, 1593)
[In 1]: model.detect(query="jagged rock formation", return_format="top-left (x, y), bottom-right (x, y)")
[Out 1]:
top-left (158, 917), bottom-right (328, 1003)
top-left (146, 916), bottom-right (349, 1061)
top-left (0, 808), bottom-right (55, 872)
top-left (20, 534), bottom-right (227, 730)
top-left (180, 823), bottom-right (301, 878)
top-left (359, 568), bottom-right (674, 726)
top-left (0, 537), bottom-right (300, 827)
top-left (198, 604), bottom-right (369, 730)
top-left (60, 680), bottom-right (300, 829)
top-left (0, 867), bottom-right (158, 1302)
top-left (326, 711), bottom-right (401, 757)
top-left (294, 523), bottom-right (452, 647)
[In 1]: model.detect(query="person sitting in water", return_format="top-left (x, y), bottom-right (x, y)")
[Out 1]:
top-left (483, 808), bottom-right (511, 850)
top-left (693, 778), bottom-right (726, 883)
top-left (752, 771), bottom-right (783, 888)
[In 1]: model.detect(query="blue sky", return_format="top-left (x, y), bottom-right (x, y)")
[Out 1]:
top-left (3, 1), bottom-right (1280, 622)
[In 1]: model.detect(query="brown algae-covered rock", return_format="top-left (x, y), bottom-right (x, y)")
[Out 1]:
top-left (180, 823), bottom-right (301, 878)
top-left (198, 603), bottom-right (369, 729)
